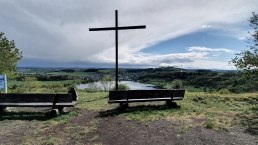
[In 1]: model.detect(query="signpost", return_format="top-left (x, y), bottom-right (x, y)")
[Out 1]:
top-left (89, 10), bottom-right (146, 90)
top-left (0, 74), bottom-right (7, 93)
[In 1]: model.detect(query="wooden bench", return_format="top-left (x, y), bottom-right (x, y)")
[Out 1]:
top-left (108, 89), bottom-right (185, 108)
top-left (0, 88), bottom-right (77, 113)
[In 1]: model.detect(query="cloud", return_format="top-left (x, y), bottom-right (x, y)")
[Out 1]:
top-left (188, 46), bottom-right (235, 53)
top-left (0, 0), bottom-right (257, 69)
top-left (106, 45), bottom-right (235, 69)
top-left (200, 25), bottom-right (212, 29)
top-left (160, 60), bottom-right (236, 70)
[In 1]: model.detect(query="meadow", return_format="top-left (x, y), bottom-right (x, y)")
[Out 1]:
top-left (0, 68), bottom-right (257, 144)
top-left (1, 89), bottom-right (257, 144)
top-left (5, 68), bottom-right (258, 131)
top-left (77, 91), bottom-right (257, 131)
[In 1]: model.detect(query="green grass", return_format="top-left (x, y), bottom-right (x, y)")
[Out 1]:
top-left (44, 111), bottom-right (78, 125)
top-left (77, 90), bottom-right (257, 131)
top-left (4, 68), bottom-right (257, 138)
top-left (8, 80), bottom-right (77, 93)
top-left (4, 78), bottom-right (258, 133)
top-left (77, 91), bottom-right (111, 111)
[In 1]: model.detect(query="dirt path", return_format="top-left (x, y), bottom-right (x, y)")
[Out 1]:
top-left (0, 109), bottom-right (257, 145)
top-left (95, 115), bottom-right (258, 145)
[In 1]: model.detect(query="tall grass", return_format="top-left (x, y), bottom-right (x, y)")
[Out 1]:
top-left (8, 80), bottom-right (74, 93)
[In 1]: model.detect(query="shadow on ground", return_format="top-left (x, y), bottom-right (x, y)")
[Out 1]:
top-left (97, 104), bottom-right (181, 118)
top-left (0, 110), bottom-right (70, 121)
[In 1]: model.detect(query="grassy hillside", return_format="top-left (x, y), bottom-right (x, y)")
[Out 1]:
top-left (2, 67), bottom-right (257, 136)
top-left (0, 89), bottom-right (257, 144)
top-left (77, 90), bottom-right (257, 132)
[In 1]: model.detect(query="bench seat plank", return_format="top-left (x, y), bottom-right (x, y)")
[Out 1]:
top-left (173, 97), bottom-right (184, 100)
top-left (0, 102), bottom-right (77, 107)
top-left (0, 94), bottom-right (73, 103)
top-left (108, 89), bottom-right (185, 104)
top-left (108, 97), bottom-right (173, 103)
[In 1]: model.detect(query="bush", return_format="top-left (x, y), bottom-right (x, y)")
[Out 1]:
top-left (100, 75), bottom-right (113, 91)
top-left (24, 76), bottom-right (41, 92)
top-left (204, 121), bottom-right (214, 129)
top-left (170, 79), bottom-right (183, 89)
top-left (85, 82), bottom-right (101, 92)
top-left (112, 84), bottom-right (130, 91)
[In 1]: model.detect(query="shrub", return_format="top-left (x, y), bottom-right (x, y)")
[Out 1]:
top-left (23, 76), bottom-right (41, 92)
top-left (204, 121), bottom-right (214, 129)
top-left (86, 82), bottom-right (101, 92)
top-left (112, 84), bottom-right (130, 91)
top-left (192, 95), bottom-right (207, 104)
top-left (100, 75), bottom-right (113, 91)
top-left (170, 79), bottom-right (183, 89)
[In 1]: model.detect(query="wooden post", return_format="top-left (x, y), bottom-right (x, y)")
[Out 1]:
top-left (115, 10), bottom-right (118, 90)
top-left (89, 10), bottom-right (146, 90)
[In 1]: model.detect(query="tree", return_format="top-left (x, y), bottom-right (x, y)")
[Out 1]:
top-left (0, 32), bottom-right (22, 77)
top-left (170, 79), bottom-right (183, 89)
top-left (100, 75), bottom-right (114, 91)
top-left (231, 12), bottom-right (258, 76)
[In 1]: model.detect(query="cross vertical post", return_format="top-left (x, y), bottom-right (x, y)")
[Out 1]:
top-left (89, 10), bottom-right (146, 90)
top-left (115, 10), bottom-right (118, 90)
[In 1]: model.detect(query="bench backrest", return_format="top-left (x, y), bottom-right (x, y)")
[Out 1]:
top-left (127, 90), bottom-right (173, 99)
top-left (109, 91), bottom-right (127, 100)
top-left (0, 94), bottom-right (73, 103)
top-left (109, 89), bottom-right (185, 100)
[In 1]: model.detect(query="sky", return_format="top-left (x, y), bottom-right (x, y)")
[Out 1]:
top-left (0, 0), bottom-right (257, 70)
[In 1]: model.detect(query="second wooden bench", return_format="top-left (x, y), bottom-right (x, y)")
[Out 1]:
top-left (0, 88), bottom-right (77, 113)
top-left (108, 89), bottom-right (185, 108)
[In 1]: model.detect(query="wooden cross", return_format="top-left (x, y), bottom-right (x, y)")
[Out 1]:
top-left (89, 10), bottom-right (146, 90)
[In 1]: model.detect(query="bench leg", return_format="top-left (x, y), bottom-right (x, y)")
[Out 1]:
top-left (57, 107), bottom-right (67, 113)
top-left (166, 101), bottom-right (177, 108)
top-left (48, 109), bottom-right (59, 116)
top-left (48, 107), bottom-right (67, 116)
top-left (119, 102), bottom-right (128, 110)
top-left (0, 106), bottom-right (7, 113)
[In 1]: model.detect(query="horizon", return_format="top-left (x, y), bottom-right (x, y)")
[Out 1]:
top-left (1, 0), bottom-right (257, 70)
top-left (17, 66), bottom-right (237, 71)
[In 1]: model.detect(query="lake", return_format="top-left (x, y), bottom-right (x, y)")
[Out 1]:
top-left (76, 81), bottom-right (156, 90)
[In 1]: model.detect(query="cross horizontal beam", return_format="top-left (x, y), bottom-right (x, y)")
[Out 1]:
top-left (89, 25), bottom-right (146, 31)
top-left (89, 10), bottom-right (146, 90)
